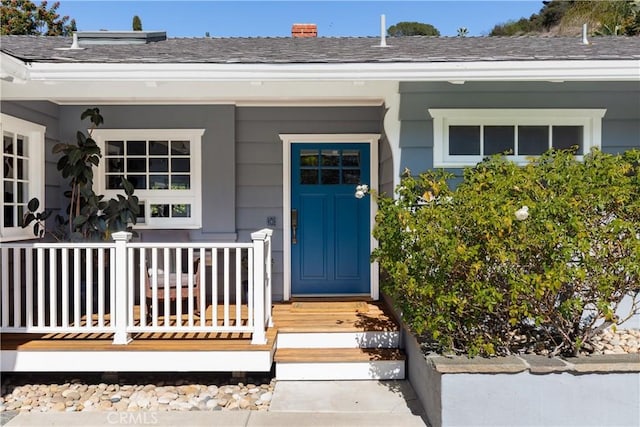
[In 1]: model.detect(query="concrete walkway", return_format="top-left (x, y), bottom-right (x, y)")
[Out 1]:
top-left (3, 380), bottom-right (428, 426)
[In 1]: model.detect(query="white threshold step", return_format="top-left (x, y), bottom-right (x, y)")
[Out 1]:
top-left (275, 348), bottom-right (406, 380)
top-left (277, 330), bottom-right (400, 349)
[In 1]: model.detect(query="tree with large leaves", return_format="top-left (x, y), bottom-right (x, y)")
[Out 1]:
top-left (1, 0), bottom-right (76, 36)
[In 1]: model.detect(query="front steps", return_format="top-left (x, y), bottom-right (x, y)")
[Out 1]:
top-left (275, 347), bottom-right (405, 380)
top-left (273, 301), bottom-right (406, 380)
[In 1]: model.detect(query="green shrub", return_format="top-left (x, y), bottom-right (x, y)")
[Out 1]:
top-left (373, 149), bottom-right (640, 357)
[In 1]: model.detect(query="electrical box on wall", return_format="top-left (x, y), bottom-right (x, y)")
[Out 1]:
top-left (267, 216), bottom-right (276, 227)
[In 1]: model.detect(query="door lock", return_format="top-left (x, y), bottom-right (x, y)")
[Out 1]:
top-left (291, 209), bottom-right (298, 245)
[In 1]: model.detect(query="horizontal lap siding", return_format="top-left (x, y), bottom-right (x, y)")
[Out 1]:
top-left (398, 81), bottom-right (640, 177)
top-left (58, 105), bottom-right (237, 242)
top-left (0, 101), bottom-right (62, 218)
top-left (235, 106), bottom-right (384, 300)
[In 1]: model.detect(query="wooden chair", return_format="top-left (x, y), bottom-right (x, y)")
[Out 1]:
top-left (140, 231), bottom-right (202, 319)
top-left (144, 256), bottom-right (202, 317)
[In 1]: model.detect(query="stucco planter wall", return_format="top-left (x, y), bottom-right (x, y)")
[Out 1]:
top-left (379, 292), bottom-right (640, 427)
top-left (403, 326), bottom-right (640, 427)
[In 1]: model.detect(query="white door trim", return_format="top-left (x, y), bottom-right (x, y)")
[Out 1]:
top-left (279, 134), bottom-right (380, 301)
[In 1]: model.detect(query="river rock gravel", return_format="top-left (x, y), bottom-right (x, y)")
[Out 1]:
top-left (590, 328), bottom-right (640, 355)
top-left (0, 372), bottom-right (275, 414)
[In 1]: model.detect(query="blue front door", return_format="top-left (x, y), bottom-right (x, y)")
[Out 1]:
top-left (291, 143), bottom-right (371, 295)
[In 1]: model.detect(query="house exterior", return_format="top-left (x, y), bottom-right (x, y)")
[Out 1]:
top-left (1, 31), bottom-right (639, 375)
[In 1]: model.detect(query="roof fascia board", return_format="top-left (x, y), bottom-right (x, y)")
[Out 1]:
top-left (0, 52), bottom-right (30, 81)
top-left (25, 60), bottom-right (640, 82)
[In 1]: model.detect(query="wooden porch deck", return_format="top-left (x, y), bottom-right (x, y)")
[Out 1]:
top-left (1, 300), bottom-right (397, 351)
top-left (1, 304), bottom-right (273, 352)
top-left (273, 299), bottom-right (399, 333)
top-left (0, 300), bottom-right (400, 373)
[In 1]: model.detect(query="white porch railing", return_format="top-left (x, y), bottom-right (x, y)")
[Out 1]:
top-left (0, 229), bottom-right (273, 345)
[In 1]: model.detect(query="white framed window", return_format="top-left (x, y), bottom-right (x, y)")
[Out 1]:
top-left (93, 129), bottom-right (204, 229)
top-left (1, 114), bottom-right (45, 242)
top-left (429, 109), bottom-right (606, 168)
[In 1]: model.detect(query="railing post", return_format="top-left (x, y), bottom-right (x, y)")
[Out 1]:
top-left (264, 230), bottom-right (273, 327)
top-left (250, 229), bottom-right (270, 344)
top-left (112, 231), bottom-right (132, 345)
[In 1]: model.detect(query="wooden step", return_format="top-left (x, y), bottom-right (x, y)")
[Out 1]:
top-left (275, 348), bottom-right (406, 380)
top-left (276, 330), bottom-right (401, 349)
top-left (275, 347), bottom-right (404, 363)
top-left (272, 301), bottom-right (400, 333)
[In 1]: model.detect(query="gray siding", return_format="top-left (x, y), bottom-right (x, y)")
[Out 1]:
top-left (1, 101), bottom-right (62, 220)
top-left (235, 106), bottom-right (384, 300)
top-left (1, 102), bottom-right (383, 300)
top-left (398, 81), bottom-right (640, 174)
top-left (58, 105), bottom-right (237, 242)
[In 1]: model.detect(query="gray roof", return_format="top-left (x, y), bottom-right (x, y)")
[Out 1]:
top-left (1, 35), bottom-right (639, 64)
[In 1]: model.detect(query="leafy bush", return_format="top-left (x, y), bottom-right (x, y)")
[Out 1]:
top-left (373, 149), bottom-right (640, 357)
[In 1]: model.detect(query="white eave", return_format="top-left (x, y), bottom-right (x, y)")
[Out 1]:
top-left (3, 54), bottom-right (639, 82)
top-left (2, 52), bottom-right (638, 104)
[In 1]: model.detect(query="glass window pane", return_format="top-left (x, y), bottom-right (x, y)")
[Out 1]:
top-left (149, 175), bottom-right (169, 189)
top-left (4, 156), bottom-right (13, 179)
top-left (449, 126), bottom-right (480, 155)
top-left (4, 181), bottom-right (13, 202)
top-left (484, 126), bottom-right (514, 155)
top-left (342, 169), bottom-right (361, 184)
top-left (321, 169), bottom-right (340, 185)
top-left (171, 158), bottom-right (190, 173)
top-left (300, 150), bottom-right (318, 166)
top-left (17, 205), bottom-right (24, 226)
top-left (171, 175), bottom-right (190, 189)
top-left (17, 158), bottom-right (26, 179)
top-left (3, 133), bottom-right (13, 154)
top-left (172, 204), bottom-right (191, 218)
top-left (300, 169), bottom-right (318, 184)
top-left (519, 126), bottom-right (549, 155)
top-left (106, 175), bottom-right (124, 189)
top-left (127, 175), bottom-right (146, 189)
top-left (322, 150), bottom-right (340, 166)
top-left (149, 158), bottom-right (168, 172)
top-left (171, 141), bottom-right (190, 155)
top-left (106, 140), bottom-right (124, 156)
top-left (126, 158), bottom-right (146, 173)
top-left (107, 158), bottom-right (124, 173)
top-left (17, 182), bottom-right (27, 203)
top-left (151, 204), bottom-right (170, 218)
top-left (149, 140), bottom-right (168, 155)
top-left (127, 140), bottom-right (146, 156)
top-left (4, 206), bottom-right (13, 227)
top-left (137, 203), bottom-right (146, 224)
top-left (553, 126), bottom-right (583, 154)
top-left (342, 150), bottom-right (360, 167)
top-left (17, 136), bottom-right (26, 156)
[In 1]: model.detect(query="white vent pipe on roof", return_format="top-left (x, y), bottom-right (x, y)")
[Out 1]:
top-left (582, 23), bottom-right (589, 45)
top-left (70, 32), bottom-right (81, 49)
top-left (379, 14), bottom-right (387, 47)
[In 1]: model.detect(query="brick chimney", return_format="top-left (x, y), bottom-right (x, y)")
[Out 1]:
top-left (291, 23), bottom-right (317, 38)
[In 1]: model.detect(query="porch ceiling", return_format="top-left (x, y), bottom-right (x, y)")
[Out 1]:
top-left (0, 76), bottom-right (392, 104)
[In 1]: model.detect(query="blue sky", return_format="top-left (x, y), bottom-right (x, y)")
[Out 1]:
top-left (57, 1), bottom-right (544, 38)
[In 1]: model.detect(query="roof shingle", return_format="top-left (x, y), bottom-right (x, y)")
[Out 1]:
top-left (1, 35), bottom-right (639, 64)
